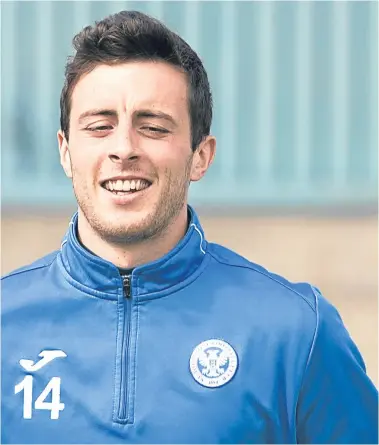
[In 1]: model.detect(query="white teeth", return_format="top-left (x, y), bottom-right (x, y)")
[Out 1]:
top-left (104, 179), bottom-right (150, 192)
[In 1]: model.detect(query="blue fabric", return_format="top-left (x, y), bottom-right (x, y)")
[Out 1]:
top-left (2, 207), bottom-right (378, 443)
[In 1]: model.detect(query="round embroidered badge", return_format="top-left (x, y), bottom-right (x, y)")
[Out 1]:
top-left (189, 339), bottom-right (238, 388)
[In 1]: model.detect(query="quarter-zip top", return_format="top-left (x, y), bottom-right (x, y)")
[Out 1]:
top-left (2, 206), bottom-right (378, 444)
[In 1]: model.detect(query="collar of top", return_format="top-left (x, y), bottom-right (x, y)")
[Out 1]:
top-left (59, 206), bottom-right (207, 299)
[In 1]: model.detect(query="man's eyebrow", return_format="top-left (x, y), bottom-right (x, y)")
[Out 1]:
top-left (78, 109), bottom-right (117, 123)
top-left (135, 110), bottom-right (178, 127)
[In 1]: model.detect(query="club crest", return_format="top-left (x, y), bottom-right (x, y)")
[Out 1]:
top-left (189, 339), bottom-right (238, 388)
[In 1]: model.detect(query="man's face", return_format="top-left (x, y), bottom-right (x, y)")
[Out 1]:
top-left (58, 61), bottom-right (215, 244)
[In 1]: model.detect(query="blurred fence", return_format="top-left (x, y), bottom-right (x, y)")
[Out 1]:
top-left (1, 1), bottom-right (377, 207)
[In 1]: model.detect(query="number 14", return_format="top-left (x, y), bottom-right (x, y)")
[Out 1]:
top-left (15, 376), bottom-right (65, 420)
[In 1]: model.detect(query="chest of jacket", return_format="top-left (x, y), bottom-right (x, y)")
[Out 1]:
top-left (2, 270), bottom-right (307, 444)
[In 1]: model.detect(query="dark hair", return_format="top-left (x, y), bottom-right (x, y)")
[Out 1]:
top-left (60, 10), bottom-right (213, 150)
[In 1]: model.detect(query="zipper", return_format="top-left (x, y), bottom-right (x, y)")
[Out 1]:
top-left (123, 275), bottom-right (131, 299)
top-left (115, 275), bottom-right (133, 423)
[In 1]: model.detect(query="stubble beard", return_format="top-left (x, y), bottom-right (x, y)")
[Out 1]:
top-left (72, 157), bottom-right (193, 247)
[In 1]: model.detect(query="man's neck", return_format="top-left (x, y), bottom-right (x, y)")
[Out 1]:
top-left (76, 207), bottom-right (189, 269)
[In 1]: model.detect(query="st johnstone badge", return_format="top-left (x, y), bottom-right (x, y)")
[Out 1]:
top-left (189, 339), bottom-right (238, 388)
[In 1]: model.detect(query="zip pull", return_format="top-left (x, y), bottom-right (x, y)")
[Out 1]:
top-left (122, 276), bottom-right (131, 299)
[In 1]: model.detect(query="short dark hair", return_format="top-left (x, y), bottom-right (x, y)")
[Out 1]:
top-left (60, 10), bottom-right (213, 151)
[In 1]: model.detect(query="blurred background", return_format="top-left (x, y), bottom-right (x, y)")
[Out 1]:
top-left (1, 1), bottom-right (378, 384)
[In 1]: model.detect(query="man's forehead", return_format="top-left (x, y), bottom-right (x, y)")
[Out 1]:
top-left (70, 62), bottom-right (188, 116)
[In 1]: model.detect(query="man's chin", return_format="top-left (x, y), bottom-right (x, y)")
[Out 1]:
top-left (97, 216), bottom-right (159, 244)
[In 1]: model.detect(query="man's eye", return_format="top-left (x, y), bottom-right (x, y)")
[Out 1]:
top-left (86, 125), bottom-right (113, 132)
top-left (141, 126), bottom-right (169, 134)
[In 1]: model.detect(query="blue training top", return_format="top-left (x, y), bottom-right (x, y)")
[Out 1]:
top-left (2, 206), bottom-right (378, 443)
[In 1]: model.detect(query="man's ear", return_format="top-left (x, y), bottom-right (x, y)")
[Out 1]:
top-left (57, 129), bottom-right (72, 179)
top-left (190, 135), bottom-right (216, 182)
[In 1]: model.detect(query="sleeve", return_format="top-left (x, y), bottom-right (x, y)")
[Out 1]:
top-left (296, 287), bottom-right (378, 444)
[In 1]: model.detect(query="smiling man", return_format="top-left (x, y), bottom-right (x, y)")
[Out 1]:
top-left (1, 10), bottom-right (378, 444)
top-left (58, 58), bottom-right (211, 268)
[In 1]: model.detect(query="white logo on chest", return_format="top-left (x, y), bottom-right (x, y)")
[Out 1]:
top-left (190, 339), bottom-right (238, 388)
top-left (19, 350), bottom-right (67, 372)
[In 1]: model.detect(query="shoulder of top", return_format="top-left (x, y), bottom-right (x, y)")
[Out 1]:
top-left (207, 242), bottom-right (319, 313)
top-left (1, 250), bottom-right (59, 282)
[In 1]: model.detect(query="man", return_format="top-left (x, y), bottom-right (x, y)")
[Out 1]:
top-left (1, 10), bottom-right (377, 444)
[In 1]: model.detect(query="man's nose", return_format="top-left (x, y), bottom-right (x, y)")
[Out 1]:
top-left (108, 130), bottom-right (139, 163)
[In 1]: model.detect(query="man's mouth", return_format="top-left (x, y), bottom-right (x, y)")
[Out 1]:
top-left (101, 179), bottom-right (152, 195)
